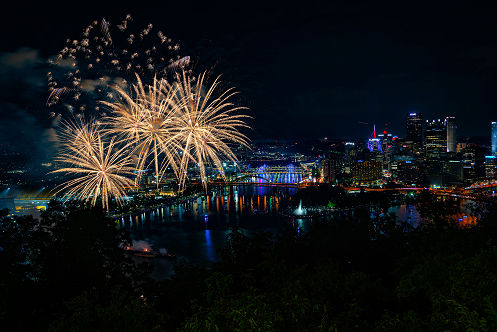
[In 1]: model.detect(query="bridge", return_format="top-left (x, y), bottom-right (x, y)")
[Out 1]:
top-left (235, 165), bottom-right (310, 185)
top-left (342, 185), bottom-right (496, 202)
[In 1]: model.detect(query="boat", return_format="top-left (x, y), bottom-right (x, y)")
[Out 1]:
top-left (125, 247), bottom-right (176, 259)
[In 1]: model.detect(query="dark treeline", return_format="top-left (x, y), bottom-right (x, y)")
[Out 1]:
top-left (2, 193), bottom-right (497, 331)
top-left (289, 184), bottom-right (392, 209)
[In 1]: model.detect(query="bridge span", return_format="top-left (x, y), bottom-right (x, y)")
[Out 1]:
top-left (233, 164), bottom-right (309, 186)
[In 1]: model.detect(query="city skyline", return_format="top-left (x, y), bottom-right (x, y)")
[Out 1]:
top-left (0, 0), bottom-right (496, 158)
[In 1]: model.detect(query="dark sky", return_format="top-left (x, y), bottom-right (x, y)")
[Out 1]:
top-left (1, 0), bottom-right (496, 156)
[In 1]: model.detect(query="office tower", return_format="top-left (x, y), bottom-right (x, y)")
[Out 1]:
top-left (492, 122), bottom-right (497, 155)
top-left (425, 119), bottom-right (447, 158)
top-left (485, 156), bottom-right (497, 179)
top-left (406, 112), bottom-right (422, 154)
top-left (377, 130), bottom-right (393, 173)
top-left (351, 161), bottom-right (382, 183)
top-left (367, 125), bottom-right (382, 152)
top-left (322, 157), bottom-right (336, 183)
top-left (446, 116), bottom-right (456, 152)
top-left (406, 112), bottom-right (423, 143)
top-left (345, 142), bottom-right (355, 166)
top-left (446, 160), bottom-right (464, 181)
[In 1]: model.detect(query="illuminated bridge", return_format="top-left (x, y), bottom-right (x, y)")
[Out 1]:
top-left (233, 164), bottom-right (310, 185)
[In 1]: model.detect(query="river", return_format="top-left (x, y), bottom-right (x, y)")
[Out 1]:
top-left (116, 186), bottom-right (477, 280)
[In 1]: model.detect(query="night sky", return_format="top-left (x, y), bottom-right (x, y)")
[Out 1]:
top-left (1, 0), bottom-right (496, 157)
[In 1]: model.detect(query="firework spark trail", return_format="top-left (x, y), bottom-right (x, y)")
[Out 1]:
top-left (100, 74), bottom-right (186, 188)
top-left (56, 116), bottom-right (100, 155)
top-left (48, 16), bottom-right (252, 206)
top-left (172, 70), bottom-right (252, 190)
top-left (46, 15), bottom-right (184, 118)
top-left (51, 125), bottom-right (135, 211)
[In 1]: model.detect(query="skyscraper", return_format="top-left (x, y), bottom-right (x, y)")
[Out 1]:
top-left (406, 112), bottom-right (423, 144)
top-left (425, 119), bottom-right (447, 158)
top-left (485, 156), bottom-right (497, 179)
top-left (492, 121), bottom-right (497, 155)
top-left (367, 125), bottom-right (382, 153)
top-left (322, 157), bottom-right (336, 183)
top-left (446, 116), bottom-right (456, 152)
top-left (406, 112), bottom-right (423, 154)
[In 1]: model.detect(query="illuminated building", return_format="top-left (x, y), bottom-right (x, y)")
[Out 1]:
top-left (322, 157), bottom-right (336, 183)
top-left (406, 112), bottom-right (422, 145)
top-left (367, 125), bottom-right (382, 153)
top-left (461, 145), bottom-right (487, 181)
top-left (425, 119), bottom-right (447, 158)
top-left (344, 142), bottom-right (356, 172)
top-left (393, 161), bottom-right (421, 185)
top-left (485, 156), bottom-right (497, 179)
top-left (446, 116), bottom-right (456, 152)
top-left (492, 122), bottom-right (497, 155)
top-left (457, 142), bottom-right (467, 153)
top-left (377, 131), bottom-right (393, 173)
top-left (351, 160), bottom-right (382, 183)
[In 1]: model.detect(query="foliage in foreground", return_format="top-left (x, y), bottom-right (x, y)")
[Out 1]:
top-left (2, 193), bottom-right (497, 331)
top-left (0, 201), bottom-right (154, 331)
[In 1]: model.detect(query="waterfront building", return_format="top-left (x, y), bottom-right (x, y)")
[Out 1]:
top-left (446, 116), bottom-right (456, 153)
top-left (492, 121), bottom-right (497, 155)
top-left (425, 119), bottom-right (447, 158)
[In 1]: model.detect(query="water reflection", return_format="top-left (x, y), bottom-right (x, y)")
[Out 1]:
top-left (117, 188), bottom-right (479, 281)
top-left (204, 230), bottom-right (215, 262)
top-left (387, 199), bottom-right (477, 227)
top-left (117, 186), bottom-right (304, 280)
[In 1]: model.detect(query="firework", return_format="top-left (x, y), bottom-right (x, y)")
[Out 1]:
top-left (48, 16), bottom-right (251, 205)
top-left (56, 115), bottom-right (100, 155)
top-left (172, 70), bottom-right (251, 190)
top-left (100, 74), bottom-right (186, 188)
top-left (46, 15), bottom-right (188, 118)
top-left (51, 122), bottom-right (136, 211)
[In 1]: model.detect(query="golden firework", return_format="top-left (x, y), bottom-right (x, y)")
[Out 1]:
top-left (173, 70), bottom-right (251, 190)
top-left (100, 74), bottom-right (185, 188)
top-left (51, 122), bottom-right (135, 211)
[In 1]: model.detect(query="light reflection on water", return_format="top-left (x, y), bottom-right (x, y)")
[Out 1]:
top-left (117, 186), bottom-right (308, 280)
top-left (117, 188), bottom-right (478, 281)
top-left (387, 198), bottom-right (477, 227)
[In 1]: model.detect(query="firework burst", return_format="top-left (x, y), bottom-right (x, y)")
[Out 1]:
top-left (51, 121), bottom-right (136, 211)
top-left (56, 115), bottom-right (100, 155)
top-left (49, 16), bottom-right (252, 207)
top-left (173, 70), bottom-right (251, 190)
top-left (46, 15), bottom-right (189, 118)
top-left (100, 74), bottom-right (185, 188)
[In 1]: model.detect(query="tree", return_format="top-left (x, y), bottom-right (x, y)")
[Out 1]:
top-left (415, 191), bottom-right (458, 231)
top-left (49, 286), bottom-right (168, 332)
top-left (0, 201), bottom-right (154, 331)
